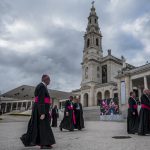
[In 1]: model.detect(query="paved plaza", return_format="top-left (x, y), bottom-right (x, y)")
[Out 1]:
top-left (0, 115), bottom-right (150, 150)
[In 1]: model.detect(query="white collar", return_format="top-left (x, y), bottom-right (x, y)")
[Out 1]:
top-left (145, 94), bottom-right (150, 101)
top-left (42, 82), bottom-right (47, 87)
top-left (130, 96), bottom-right (136, 102)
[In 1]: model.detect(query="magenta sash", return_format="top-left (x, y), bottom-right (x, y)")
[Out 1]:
top-left (34, 96), bottom-right (51, 104)
top-left (141, 104), bottom-right (150, 110)
top-left (128, 104), bottom-right (138, 109)
top-left (67, 106), bottom-right (76, 124)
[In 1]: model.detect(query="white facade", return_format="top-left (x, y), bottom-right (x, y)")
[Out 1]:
top-left (73, 4), bottom-right (134, 107)
top-left (72, 4), bottom-right (150, 111)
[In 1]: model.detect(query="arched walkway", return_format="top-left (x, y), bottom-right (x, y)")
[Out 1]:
top-left (84, 93), bottom-right (89, 107)
top-left (97, 92), bottom-right (102, 105)
top-left (104, 90), bottom-right (110, 99)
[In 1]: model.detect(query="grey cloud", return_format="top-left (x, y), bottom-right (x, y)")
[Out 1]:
top-left (0, 0), bottom-right (149, 93)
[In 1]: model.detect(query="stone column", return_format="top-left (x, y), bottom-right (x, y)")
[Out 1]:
top-left (16, 102), bottom-right (18, 110)
top-left (101, 90), bottom-right (104, 99)
top-left (30, 101), bottom-right (33, 109)
top-left (144, 76), bottom-right (148, 89)
top-left (25, 101), bottom-right (28, 110)
top-left (10, 103), bottom-right (13, 111)
top-left (4, 103), bottom-right (7, 113)
top-left (110, 89), bottom-right (113, 98)
top-left (80, 94), bottom-right (84, 106)
top-left (125, 76), bottom-right (130, 104)
top-left (138, 88), bottom-right (142, 99)
top-left (21, 102), bottom-right (23, 110)
top-left (89, 85), bottom-right (95, 106)
top-left (130, 79), bottom-right (133, 91)
top-left (117, 79), bottom-right (122, 113)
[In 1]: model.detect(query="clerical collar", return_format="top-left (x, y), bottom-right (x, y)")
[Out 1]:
top-left (145, 94), bottom-right (150, 100)
top-left (130, 96), bottom-right (135, 99)
top-left (130, 96), bottom-right (136, 102)
top-left (42, 82), bottom-right (47, 87)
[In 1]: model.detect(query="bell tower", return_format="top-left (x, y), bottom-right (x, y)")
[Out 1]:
top-left (81, 2), bottom-right (103, 86)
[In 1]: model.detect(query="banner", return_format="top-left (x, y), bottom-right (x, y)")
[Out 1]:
top-left (99, 98), bottom-right (119, 115)
top-left (121, 81), bottom-right (126, 104)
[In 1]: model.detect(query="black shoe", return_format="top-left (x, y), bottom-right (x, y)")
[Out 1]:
top-left (59, 126), bottom-right (62, 131)
top-left (40, 145), bottom-right (52, 149)
top-left (128, 132), bottom-right (135, 134)
top-left (138, 133), bottom-right (145, 136)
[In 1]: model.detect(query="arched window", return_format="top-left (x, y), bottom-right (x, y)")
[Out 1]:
top-left (89, 19), bottom-right (91, 23)
top-left (85, 67), bottom-right (88, 79)
top-left (84, 93), bottom-right (88, 107)
top-left (95, 19), bottom-right (97, 23)
top-left (97, 92), bottom-right (102, 105)
top-left (102, 65), bottom-right (107, 83)
top-left (104, 90), bottom-right (110, 99)
top-left (87, 39), bottom-right (90, 47)
top-left (96, 38), bottom-right (99, 46)
top-left (97, 66), bottom-right (100, 78)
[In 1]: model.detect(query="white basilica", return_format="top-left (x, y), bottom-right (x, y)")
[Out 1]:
top-left (73, 3), bottom-right (150, 110)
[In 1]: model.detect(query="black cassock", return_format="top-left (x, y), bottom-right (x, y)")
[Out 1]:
top-left (74, 103), bottom-right (84, 130)
top-left (127, 97), bottom-right (138, 134)
top-left (59, 100), bottom-right (75, 131)
top-left (138, 94), bottom-right (150, 135)
top-left (52, 108), bottom-right (59, 127)
top-left (20, 83), bottom-right (55, 147)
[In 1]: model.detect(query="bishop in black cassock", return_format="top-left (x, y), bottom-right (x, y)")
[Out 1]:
top-left (20, 75), bottom-right (55, 149)
top-left (127, 91), bottom-right (139, 134)
top-left (59, 96), bottom-right (75, 131)
top-left (51, 105), bottom-right (59, 127)
top-left (138, 89), bottom-right (150, 135)
top-left (73, 97), bottom-right (84, 130)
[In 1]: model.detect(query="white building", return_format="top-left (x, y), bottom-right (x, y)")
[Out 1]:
top-left (73, 3), bottom-right (150, 111)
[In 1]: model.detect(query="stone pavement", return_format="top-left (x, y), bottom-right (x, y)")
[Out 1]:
top-left (0, 115), bottom-right (150, 150)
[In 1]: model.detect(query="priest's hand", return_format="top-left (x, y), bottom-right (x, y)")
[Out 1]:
top-left (66, 112), bottom-right (69, 116)
top-left (40, 114), bottom-right (45, 120)
top-left (132, 112), bottom-right (135, 115)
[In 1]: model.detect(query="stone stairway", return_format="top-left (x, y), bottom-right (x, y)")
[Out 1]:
top-left (83, 106), bottom-right (100, 121)
top-left (58, 106), bottom-right (100, 121)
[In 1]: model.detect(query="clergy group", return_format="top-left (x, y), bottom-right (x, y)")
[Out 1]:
top-left (127, 89), bottom-right (150, 135)
top-left (20, 74), bottom-right (84, 149)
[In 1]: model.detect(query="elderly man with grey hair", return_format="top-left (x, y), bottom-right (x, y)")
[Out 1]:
top-left (20, 75), bottom-right (55, 149)
top-left (138, 89), bottom-right (150, 135)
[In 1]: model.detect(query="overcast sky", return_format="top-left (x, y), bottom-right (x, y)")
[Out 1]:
top-left (0, 0), bottom-right (150, 93)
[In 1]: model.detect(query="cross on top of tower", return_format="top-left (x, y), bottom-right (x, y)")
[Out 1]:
top-left (92, 1), bottom-right (95, 7)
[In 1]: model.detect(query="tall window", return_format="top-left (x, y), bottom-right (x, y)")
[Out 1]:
top-left (87, 39), bottom-right (90, 47)
top-left (96, 38), bottom-right (99, 46)
top-left (102, 65), bottom-right (107, 83)
top-left (97, 66), bottom-right (100, 78)
top-left (95, 19), bottom-right (97, 23)
top-left (89, 19), bottom-right (91, 23)
top-left (85, 67), bottom-right (88, 79)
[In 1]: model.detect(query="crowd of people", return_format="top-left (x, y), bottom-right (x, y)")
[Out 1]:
top-left (59, 96), bottom-right (84, 131)
top-left (127, 89), bottom-right (150, 135)
top-left (50, 95), bottom-right (84, 131)
top-left (20, 74), bottom-right (84, 149)
top-left (19, 74), bottom-right (150, 149)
